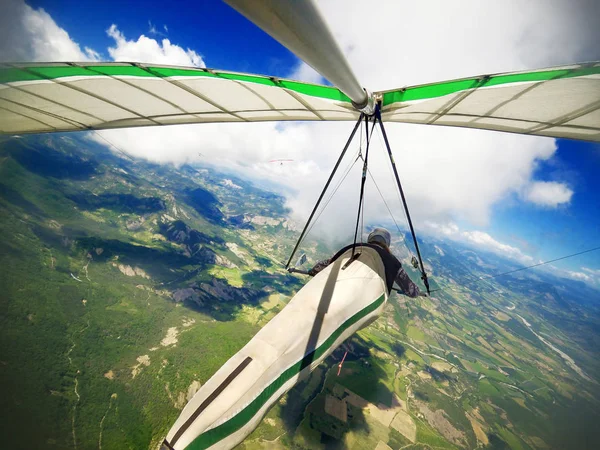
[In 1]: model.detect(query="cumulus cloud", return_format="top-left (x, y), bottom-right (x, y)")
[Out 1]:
top-left (3, 0), bottom-right (598, 260)
top-left (106, 24), bottom-right (204, 67)
top-left (92, 0), bottom-right (594, 232)
top-left (524, 181), bottom-right (574, 207)
top-left (462, 230), bottom-right (535, 264)
top-left (565, 270), bottom-right (592, 282)
top-left (424, 221), bottom-right (535, 265)
top-left (421, 221), bottom-right (599, 289)
top-left (316, 0), bottom-right (599, 90)
top-left (545, 264), bottom-right (600, 286)
top-left (0, 0), bottom-right (100, 62)
top-left (582, 267), bottom-right (600, 276)
top-left (289, 62), bottom-right (325, 84)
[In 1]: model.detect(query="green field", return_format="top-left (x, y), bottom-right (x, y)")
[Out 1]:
top-left (1, 134), bottom-right (599, 449)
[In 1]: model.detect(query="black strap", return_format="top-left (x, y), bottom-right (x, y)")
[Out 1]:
top-left (169, 356), bottom-right (253, 446)
top-left (375, 106), bottom-right (430, 294)
top-left (161, 440), bottom-right (175, 450)
top-left (330, 243), bottom-right (402, 294)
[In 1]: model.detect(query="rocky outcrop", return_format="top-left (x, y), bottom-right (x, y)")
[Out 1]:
top-left (113, 263), bottom-right (150, 279)
top-left (160, 220), bottom-right (224, 248)
top-left (126, 216), bottom-right (145, 231)
top-left (160, 220), bottom-right (232, 266)
top-left (226, 214), bottom-right (299, 231)
top-left (215, 254), bottom-right (237, 268)
top-left (193, 247), bottom-right (236, 267)
top-left (173, 279), bottom-right (260, 308)
top-left (227, 214), bottom-right (254, 230)
top-left (172, 288), bottom-right (200, 303)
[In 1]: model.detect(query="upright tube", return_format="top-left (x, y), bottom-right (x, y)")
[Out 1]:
top-left (375, 107), bottom-right (431, 294)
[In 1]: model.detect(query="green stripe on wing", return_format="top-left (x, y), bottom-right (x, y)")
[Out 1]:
top-left (0, 64), bottom-right (351, 103)
top-left (381, 65), bottom-right (600, 106)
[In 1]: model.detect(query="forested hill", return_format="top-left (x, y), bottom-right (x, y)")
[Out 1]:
top-left (0, 133), bottom-right (309, 449)
top-left (0, 134), bottom-right (598, 450)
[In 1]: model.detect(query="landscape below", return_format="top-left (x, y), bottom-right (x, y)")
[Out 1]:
top-left (0, 134), bottom-right (598, 450)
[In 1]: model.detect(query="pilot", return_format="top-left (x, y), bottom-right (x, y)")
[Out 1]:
top-left (303, 227), bottom-right (424, 298)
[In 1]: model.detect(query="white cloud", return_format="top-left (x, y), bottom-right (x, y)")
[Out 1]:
top-left (107, 24), bottom-right (204, 67)
top-left (92, 0), bottom-right (595, 233)
top-left (3, 0), bottom-right (598, 249)
top-left (0, 0), bottom-right (100, 61)
top-left (424, 221), bottom-right (535, 265)
top-left (578, 267), bottom-right (600, 286)
top-left (565, 270), bottom-right (591, 282)
top-left (582, 267), bottom-right (600, 276)
top-left (317, 0), bottom-right (599, 90)
top-left (546, 264), bottom-right (600, 285)
top-left (461, 230), bottom-right (535, 264)
top-left (289, 62), bottom-right (325, 84)
top-left (421, 221), bottom-right (600, 289)
top-left (524, 181), bottom-right (573, 207)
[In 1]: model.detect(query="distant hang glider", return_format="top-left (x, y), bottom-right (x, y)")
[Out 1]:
top-left (0, 61), bottom-right (599, 142)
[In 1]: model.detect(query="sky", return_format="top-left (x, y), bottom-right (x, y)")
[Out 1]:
top-left (1, 0), bottom-right (599, 288)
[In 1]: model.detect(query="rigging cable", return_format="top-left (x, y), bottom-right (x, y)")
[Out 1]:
top-left (302, 115), bottom-right (367, 242)
top-left (375, 126), bottom-right (414, 251)
top-left (285, 113), bottom-right (364, 268)
top-left (303, 116), bottom-right (375, 243)
top-left (366, 123), bottom-right (414, 255)
top-left (92, 130), bottom-right (134, 161)
top-left (429, 245), bottom-right (600, 293)
top-left (365, 165), bottom-right (411, 253)
top-left (303, 146), bottom-right (362, 240)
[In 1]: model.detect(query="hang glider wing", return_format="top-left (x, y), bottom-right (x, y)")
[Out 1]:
top-left (2, 62), bottom-right (599, 142)
top-left (379, 62), bottom-right (600, 142)
top-left (0, 62), bottom-right (359, 135)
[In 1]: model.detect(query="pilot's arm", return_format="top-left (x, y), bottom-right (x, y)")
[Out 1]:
top-left (393, 266), bottom-right (423, 298)
top-left (308, 259), bottom-right (331, 276)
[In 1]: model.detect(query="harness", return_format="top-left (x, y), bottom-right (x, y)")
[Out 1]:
top-left (329, 243), bottom-right (402, 295)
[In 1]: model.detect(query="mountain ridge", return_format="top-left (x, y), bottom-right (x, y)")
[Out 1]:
top-left (0, 133), bottom-right (598, 450)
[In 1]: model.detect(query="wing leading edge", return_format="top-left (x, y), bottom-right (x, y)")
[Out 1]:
top-left (0, 62), bottom-right (358, 134)
top-left (379, 62), bottom-right (600, 142)
top-left (1, 62), bottom-right (599, 142)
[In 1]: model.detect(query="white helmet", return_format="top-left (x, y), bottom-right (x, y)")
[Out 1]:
top-left (367, 227), bottom-right (391, 248)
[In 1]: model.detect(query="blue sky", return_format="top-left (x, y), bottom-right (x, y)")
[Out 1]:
top-left (3, 0), bottom-right (600, 287)
top-left (489, 139), bottom-right (600, 275)
top-left (27, 0), bottom-right (298, 76)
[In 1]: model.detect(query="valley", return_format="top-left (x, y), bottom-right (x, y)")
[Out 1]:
top-left (0, 134), bottom-right (598, 450)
